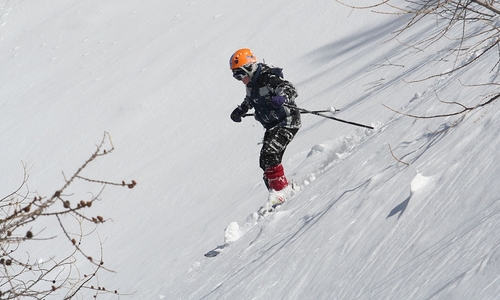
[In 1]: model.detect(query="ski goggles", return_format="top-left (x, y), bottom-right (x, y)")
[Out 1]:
top-left (232, 68), bottom-right (247, 81)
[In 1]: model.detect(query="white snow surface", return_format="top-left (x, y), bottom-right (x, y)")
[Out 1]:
top-left (2, 0), bottom-right (500, 299)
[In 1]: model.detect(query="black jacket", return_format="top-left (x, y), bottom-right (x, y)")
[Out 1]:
top-left (239, 63), bottom-right (301, 130)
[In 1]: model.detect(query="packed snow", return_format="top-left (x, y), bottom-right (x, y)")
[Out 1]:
top-left (2, 0), bottom-right (500, 299)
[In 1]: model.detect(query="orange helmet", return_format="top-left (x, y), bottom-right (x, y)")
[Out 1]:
top-left (229, 48), bottom-right (257, 70)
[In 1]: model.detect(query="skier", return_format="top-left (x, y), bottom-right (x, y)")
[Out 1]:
top-left (229, 48), bottom-right (301, 212)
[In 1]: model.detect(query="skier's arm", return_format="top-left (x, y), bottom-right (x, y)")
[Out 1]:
top-left (230, 97), bottom-right (253, 123)
top-left (266, 74), bottom-right (298, 108)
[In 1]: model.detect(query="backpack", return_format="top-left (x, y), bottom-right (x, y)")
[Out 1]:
top-left (268, 67), bottom-right (284, 79)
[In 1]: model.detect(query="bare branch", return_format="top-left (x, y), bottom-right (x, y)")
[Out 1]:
top-left (0, 132), bottom-right (135, 299)
top-left (388, 144), bottom-right (410, 166)
top-left (471, 0), bottom-right (500, 15)
top-left (382, 92), bottom-right (500, 119)
top-left (339, 0), bottom-right (500, 82)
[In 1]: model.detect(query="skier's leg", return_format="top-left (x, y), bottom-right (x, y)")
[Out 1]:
top-left (260, 127), bottom-right (298, 198)
top-left (264, 163), bottom-right (288, 190)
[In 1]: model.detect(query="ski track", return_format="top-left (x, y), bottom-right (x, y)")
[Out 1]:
top-left (217, 122), bottom-right (380, 246)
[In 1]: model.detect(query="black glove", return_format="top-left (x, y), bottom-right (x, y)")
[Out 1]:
top-left (230, 106), bottom-right (248, 122)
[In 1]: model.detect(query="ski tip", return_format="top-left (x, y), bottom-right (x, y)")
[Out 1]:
top-left (204, 244), bottom-right (229, 258)
top-left (204, 250), bottom-right (220, 258)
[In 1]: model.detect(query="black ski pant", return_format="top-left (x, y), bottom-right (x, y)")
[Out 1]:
top-left (259, 127), bottom-right (299, 171)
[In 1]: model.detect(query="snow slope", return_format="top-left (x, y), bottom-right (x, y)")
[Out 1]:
top-left (2, 0), bottom-right (500, 299)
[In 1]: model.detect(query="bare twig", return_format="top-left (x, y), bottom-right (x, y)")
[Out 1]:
top-left (388, 144), bottom-right (410, 166)
top-left (0, 132), bottom-right (135, 299)
top-left (382, 92), bottom-right (500, 119)
top-left (337, 0), bottom-right (500, 82)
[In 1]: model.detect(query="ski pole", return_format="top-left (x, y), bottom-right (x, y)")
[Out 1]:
top-left (243, 108), bottom-right (338, 118)
top-left (289, 105), bottom-right (374, 130)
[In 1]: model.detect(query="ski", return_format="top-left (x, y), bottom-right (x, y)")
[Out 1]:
top-left (204, 183), bottom-right (299, 258)
top-left (204, 244), bottom-right (229, 257)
